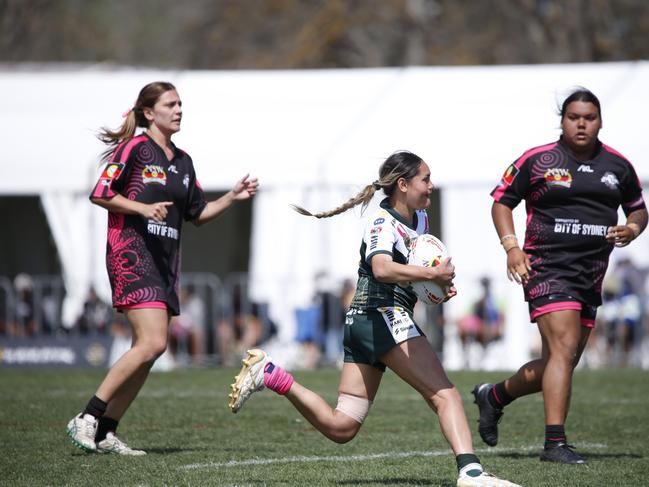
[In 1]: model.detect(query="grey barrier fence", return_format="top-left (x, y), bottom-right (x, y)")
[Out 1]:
top-left (0, 272), bottom-right (276, 365)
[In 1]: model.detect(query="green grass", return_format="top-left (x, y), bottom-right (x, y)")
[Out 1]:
top-left (0, 367), bottom-right (647, 486)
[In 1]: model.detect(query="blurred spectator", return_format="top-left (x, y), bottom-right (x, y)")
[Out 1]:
top-left (294, 272), bottom-right (353, 369)
top-left (473, 277), bottom-right (504, 345)
top-left (0, 276), bottom-right (14, 336)
top-left (14, 273), bottom-right (36, 336)
top-left (40, 291), bottom-right (60, 334)
top-left (598, 258), bottom-right (644, 366)
top-left (109, 312), bottom-right (130, 339)
top-left (295, 305), bottom-right (322, 369)
top-left (216, 284), bottom-right (264, 366)
top-left (320, 277), bottom-right (355, 366)
top-left (170, 285), bottom-right (207, 365)
top-left (458, 277), bottom-right (504, 348)
top-left (75, 287), bottom-right (113, 335)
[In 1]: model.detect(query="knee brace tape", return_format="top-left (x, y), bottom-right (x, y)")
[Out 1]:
top-left (335, 393), bottom-right (372, 424)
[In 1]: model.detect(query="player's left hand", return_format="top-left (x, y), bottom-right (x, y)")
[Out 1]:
top-left (606, 224), bottom-right (637, 247)
top-left (232, 174), bottom-right (259, 200)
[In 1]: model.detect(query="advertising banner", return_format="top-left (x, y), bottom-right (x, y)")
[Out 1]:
top-left (0, 336), bottom-right (113, 368)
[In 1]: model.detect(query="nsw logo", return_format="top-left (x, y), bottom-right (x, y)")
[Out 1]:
top-left (142, 165), bottom-right (167, 185)
top-left (544, 168), bottom-right (572, 188)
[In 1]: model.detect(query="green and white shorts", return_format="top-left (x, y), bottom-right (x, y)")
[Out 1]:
top-left (343, 306), bottom-right (424, 371)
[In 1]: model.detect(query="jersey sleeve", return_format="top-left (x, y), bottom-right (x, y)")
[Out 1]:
top-left (89, 142), bottom-right (136, 200)
top-left (364, 211), bottom-right (396, 263)
top-left (490, 153), bottom-right (532, 209)
top-left (184, 166), bottom-right (208, 222)
top-left (620, 160), bottom-right (646, 216)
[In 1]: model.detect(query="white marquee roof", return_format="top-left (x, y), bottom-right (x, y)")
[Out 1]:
top-left (3, 61), bottom-right (648, 194)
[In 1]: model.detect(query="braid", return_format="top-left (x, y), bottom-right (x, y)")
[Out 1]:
top-left (292, 149), bottom-right (423, 219)
top-left (291, 184), bottom-right (378, 219)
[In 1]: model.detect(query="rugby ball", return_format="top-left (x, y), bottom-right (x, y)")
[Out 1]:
top-left (408, 234), bottom-right (449, 305)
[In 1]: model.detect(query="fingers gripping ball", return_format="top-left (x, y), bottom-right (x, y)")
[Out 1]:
top-left (407, 234), bottom-right (449, 305)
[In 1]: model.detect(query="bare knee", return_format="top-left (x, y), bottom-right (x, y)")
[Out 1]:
top-left (548, 338), bottom-right (580, 368)
top-left (426, 385), bottom-right (462, 414)
top-left (135, 337), bottom-right (168, 363)
top-left (327, 422), bottom-right (362, 444)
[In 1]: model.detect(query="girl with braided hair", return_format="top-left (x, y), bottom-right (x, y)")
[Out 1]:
top-left (228, 151), bottom-right (520, 487)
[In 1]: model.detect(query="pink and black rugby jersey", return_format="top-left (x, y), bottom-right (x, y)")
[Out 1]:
top-left (350, 198), bottom-right (429, 312)
top-left (492, 138), bottom-right (645, 305)
top-left (90, 133), bottom-right (207, 315)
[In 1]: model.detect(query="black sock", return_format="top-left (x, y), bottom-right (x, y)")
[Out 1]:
top-left (545, 424), bottom-right (566, 448)
top-left (82, 395), bottom-right (107, 419)
top-left (96, 416), bottom-right (119, 443)
top-left (456, 453), bottom-right (482, 476)
top-left (488, 382), bottom-right (514, 408)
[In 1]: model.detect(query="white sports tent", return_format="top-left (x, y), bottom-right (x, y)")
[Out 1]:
top-left (2, 61), bottom-right (648, 369)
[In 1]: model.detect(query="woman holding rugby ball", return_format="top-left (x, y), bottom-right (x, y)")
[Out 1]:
top-left (229, 150), bottom-right (520, 487)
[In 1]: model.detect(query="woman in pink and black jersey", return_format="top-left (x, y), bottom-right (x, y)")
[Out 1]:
top-left (473, 88), bottom-right (647, 464)
top-left (66, 81), bottom-right (259, 455)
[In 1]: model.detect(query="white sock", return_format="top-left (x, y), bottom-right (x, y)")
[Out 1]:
top-left (459, 462), bottom-right (483, 477)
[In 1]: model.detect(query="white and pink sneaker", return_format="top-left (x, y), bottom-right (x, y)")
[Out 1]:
top-left (228, 349), bottom-right (294, 413)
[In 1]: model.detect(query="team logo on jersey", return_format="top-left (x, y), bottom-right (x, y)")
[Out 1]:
top-left (395, 224), bottom-right (412, 249)
top-left (142, 165), bottom-right (167, 185)
top-left (101, 163), bottom-right (124, 180)
top-left (183, 174), bottom-right (190, 188)
top-left (501, 164), bottom-right (519, 186)
top-left (374, 217), bottom-right (385, 225)
top-left (544, 168), bottom-right (572, 188)
top-left (601, 172), bottom-right (619, 189)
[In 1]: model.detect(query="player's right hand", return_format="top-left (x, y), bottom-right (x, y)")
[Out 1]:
top-left (142, 201), bottom-right (174, 222)
top-left (432, 256), bottom-right (455, 287)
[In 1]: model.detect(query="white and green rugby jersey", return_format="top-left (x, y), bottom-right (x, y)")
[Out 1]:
top-left (350, 198), bottom-right (429, 312)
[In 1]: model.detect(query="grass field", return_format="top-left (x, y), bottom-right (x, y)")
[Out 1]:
top-left (0, 366), bottom-right (647, 486)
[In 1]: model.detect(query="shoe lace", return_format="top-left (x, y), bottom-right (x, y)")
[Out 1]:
top-left (483, 403), bottom-right (503, 425)
top-left (547, 442), bottom-right (584, 461)
top-left (80, 418), bottom-right (96, 436)
top-left (478, 387), bottom-right (504, 420)
top-left (492, 408), bottom-right (504, 423)
top-left (107, 435), bottom-right (130, 451)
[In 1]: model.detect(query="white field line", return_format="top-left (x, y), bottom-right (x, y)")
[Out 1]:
top-left (180, 443), bottom-right (608, 470)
